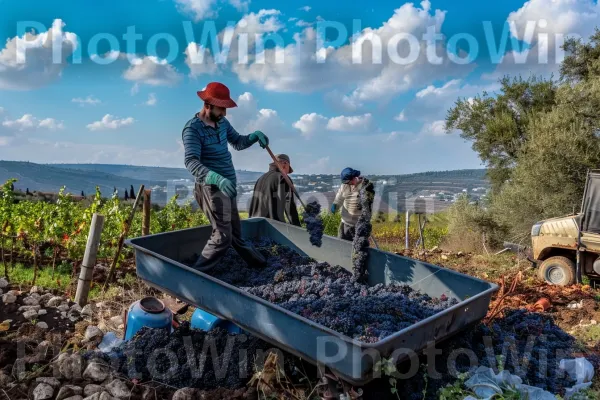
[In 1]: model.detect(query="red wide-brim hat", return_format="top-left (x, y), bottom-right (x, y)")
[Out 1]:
top-left (197, 82), bottom-right (237, 108)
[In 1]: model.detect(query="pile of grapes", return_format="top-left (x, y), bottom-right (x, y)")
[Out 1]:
top-left (360, 309), bottom-right (579, 400)
top-left (85, 322), bottom-right (303, 390)
top-left (191, 238), bottom-right (459, 343)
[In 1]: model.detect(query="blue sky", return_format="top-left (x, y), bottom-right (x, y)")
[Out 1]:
top-left (0, 0), bottom-right (598, 175)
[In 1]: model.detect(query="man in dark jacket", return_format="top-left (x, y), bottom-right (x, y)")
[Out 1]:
top-left (249, 154), bottom-right (301, 226)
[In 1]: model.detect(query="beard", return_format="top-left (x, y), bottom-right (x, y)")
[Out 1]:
top-left (208, 108), bottom-right (222, 122)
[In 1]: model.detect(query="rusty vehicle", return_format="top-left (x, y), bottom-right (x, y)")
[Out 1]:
top-left (530, 170), bottom-right (600, 286)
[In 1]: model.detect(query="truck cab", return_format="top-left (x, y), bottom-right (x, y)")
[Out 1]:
top-left (531, 171), bottom-right (600, 286)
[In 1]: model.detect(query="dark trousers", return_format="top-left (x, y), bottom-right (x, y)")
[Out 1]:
top-left (338, 221), bottom-right (356, 241)
top-left (192, 183), bottom-right (266, 271)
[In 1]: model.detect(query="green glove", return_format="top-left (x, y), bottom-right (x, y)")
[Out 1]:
top-left (249, 131), bottom-right (269, 148)
top-left (204, 171), bottom-right (237, 198)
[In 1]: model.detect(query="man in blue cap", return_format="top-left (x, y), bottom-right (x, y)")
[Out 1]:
top-left (330, 168), bottom-right (375, 241)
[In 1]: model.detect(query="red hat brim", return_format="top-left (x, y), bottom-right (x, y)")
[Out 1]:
top-left (197, 90), bottom-right (237, 108)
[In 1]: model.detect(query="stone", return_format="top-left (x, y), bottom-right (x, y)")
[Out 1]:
top-left (58, 354), bottom-right (84, 380)
top-left (39, 293), bottom-right (54, 305)
top-left (2, 293), bottom-right (16, 304)
top-left (61, 312), bottom-right (67, 318)
top-left (38, 309), bottom-right (48, 315)
top-left (56, 385), bottom-right (83, 400)
top-left (457, 251), bottom-right (464, 257)
top-left (109, 316), bottom-right (122, 327)
top-left (81, 304), bottom-right (94, 317)
top-left (100, 393), bottom-right (116, 400)
top-left (441, 254), bottom-right (449, 260)
top-left (71, 303), bottom-right (83, 313)
top-left (105, 379), bottom-right (130, 398)
top-left (84, 384), bottom-right (104, 397)
top-left (83, 362), bottom-right (110, 382)
top-left (172, 388), bottom-right (202, 400)
top-left (0, 288), bottom-right (2, 295)
top-left (18, 305), bottom-right (41, 312)
top-left (30, 285), bottom-right (41, 293)
top-left (33, 383), bottom-right (54, 400)
top-left (36, 377), bottom-right (61, 388)
top-left (85, 326), bottom-right (103, 341)
top-left (58, 304), bottom-right (70, 312)
top-left (47, 296), bottom-right (64, 307)
top-left (23, 309), bottom-right (38, 319)
top-left (0, 278), bottom-right (8, 288)
top-left (63, 397), bottom-right (84, 400)
top-left (23, 293), bottom-right (41, 305)
top-left (83, 394), bottom-right (101, 400)
top-left (36, 322), bottom-right (49, 329)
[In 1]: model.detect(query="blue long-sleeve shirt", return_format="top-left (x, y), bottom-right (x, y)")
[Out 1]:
top-left (182, 114), bottom-right (255, 186)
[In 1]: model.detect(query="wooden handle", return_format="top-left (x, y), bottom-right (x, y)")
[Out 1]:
top-left (265, 145), bottom-right (306, 209)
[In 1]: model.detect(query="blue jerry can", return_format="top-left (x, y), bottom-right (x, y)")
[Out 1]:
top-left (190, 308), bottom-right (243, 334)
top-left (124, 297), bottom-right (173, 340)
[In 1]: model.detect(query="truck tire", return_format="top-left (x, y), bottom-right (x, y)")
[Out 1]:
top-left (538, 256), bottom-right (575, 286)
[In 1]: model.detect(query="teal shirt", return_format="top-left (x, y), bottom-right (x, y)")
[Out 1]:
top-left (182, 114), bottom-right (256, 186)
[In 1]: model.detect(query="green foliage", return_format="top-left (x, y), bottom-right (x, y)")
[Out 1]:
top-left (443, 29), bottom-right (600, 243)
top-left (561, 28), bottom-right (600, 83)
top-left (446, 75), bottom-right (557, 191)
top-left (0, 179), bottom-right (212, 273)
top-left (490, 77), bottom-right (600, 238)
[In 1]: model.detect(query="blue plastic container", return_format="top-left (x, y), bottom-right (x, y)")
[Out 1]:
top-left (124, 297), bottom-right (173, 340)
top-left (191, 308), bottom-right (243, 334)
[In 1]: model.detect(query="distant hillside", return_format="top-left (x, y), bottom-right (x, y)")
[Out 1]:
top-left (52, 163), bottom-right (264, 184)
top-left (0, 161), bottom-right (161, 196)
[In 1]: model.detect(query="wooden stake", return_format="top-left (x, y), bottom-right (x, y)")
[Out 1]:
top-left (75, 213), bottom-right (105, 306)
top-left (103, 185), bottom-right (144, 291)
top-left (142, 189), bottom-right (151, 236)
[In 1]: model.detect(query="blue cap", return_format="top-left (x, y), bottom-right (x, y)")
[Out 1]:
top-left (341, 167), bottom-right (360, 183)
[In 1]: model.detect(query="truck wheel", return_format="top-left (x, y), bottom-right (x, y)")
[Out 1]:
top-left (538, 256), bottom-right (575, 286)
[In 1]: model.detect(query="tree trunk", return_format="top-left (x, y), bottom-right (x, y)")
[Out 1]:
top-left (51, 246), bottom-right (58, 279)
top-left (1, 234), bottom-right (7, 280)
top-left (10, 236), bottom-right (15, 271)
top-left (32, 244), bottom-right (38, 286)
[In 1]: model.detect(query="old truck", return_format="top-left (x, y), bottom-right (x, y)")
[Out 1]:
top-left (531, 170), bottom-right (600, 286)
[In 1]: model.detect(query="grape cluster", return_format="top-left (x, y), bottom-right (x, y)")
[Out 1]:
top-left (352, 183), bottom-right (374, 282)
top-left (302, 201), bottom-right (324, 247)
top-left (200, 238), bottom-right (458, 343)
top-left (84, 321), bottom-right (302, 389)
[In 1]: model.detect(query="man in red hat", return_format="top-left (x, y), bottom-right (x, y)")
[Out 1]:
top-left (182, 82), bottom-right (270, 271)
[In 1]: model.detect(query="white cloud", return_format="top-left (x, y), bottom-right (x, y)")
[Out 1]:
top-left (0, 136), bottom-right (13, 146)
top-left (394, 111), bottom-right (406, 121)
top-left (296, 20), bottom-right (312, 28)
top-left (292, 113), bottom-right (328, 138)
top-left (185, 43), bottom-right (221, 77)
top-left (299, 6), bottom-right (311, 11)
top-left (174, 0), bottom-right (217, 21)
top-left (72, 96), bottom-right (101, 106)
top-left (123, 56), bottom-right (182, 86)
top-left (327, 113), bottom-right (373, 132)
top-left (229, 0), bottom-right (250, 12)
top-left (400, 79), bottom-right (501, 127)
top-left (38, 118), bottom-right (65, 130)
top-left (420, 120), bottom-right (447, 136)
top-left (0, 19), bottom-right (78, 90)
top-left (130, 83), bottom-right (140, 96)
top-left (226, 92), bottom-right (287, 135)
top-left (145, 93), bottom-right (157, 106)
top-left (485, 0), bottom-right (600, 80)
top-left (233, 2), bottom-right (474, 107)
top-left (87, 114), bottom-right (135, 131)
top-left (2, 114), bottom-right (64, 131)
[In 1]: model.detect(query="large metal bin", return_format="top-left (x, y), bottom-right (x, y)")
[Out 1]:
top-left (125, 217), bottom-right (498, 385)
